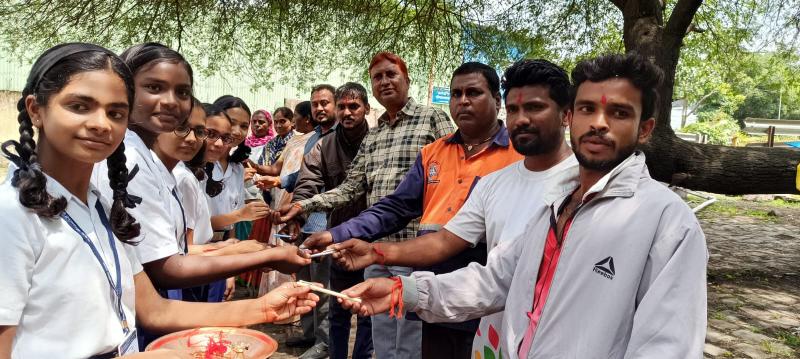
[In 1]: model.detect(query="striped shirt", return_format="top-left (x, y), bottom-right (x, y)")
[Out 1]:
top-left (296, 97), bottom-right (454, 242)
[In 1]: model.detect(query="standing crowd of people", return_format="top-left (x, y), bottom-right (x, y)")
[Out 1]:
top-left (0, 41), bottom-right (708, 359)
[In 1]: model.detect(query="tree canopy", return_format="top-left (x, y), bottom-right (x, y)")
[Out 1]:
top-left (2, 0), bottom-right (800, 193)
top-left (3, 1), bottom-right (795, 90)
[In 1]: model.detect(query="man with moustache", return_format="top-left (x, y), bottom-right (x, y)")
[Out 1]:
top-left (290, 82), bottom-right (374, 359)
top-left (303, 62), bottom-right (522, 358)
top-left (339, 53), bottom-right (708, 358)
top-left (252, 84), bottom-right (338, 193)
top-left (278, 51), bottom-right (455, 359)
top-left (326, 59), bottom-right (578, 358)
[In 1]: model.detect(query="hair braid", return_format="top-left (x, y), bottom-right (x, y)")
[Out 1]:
top-left (204, 162), bottom-right (223, 197)
top-left (184, 142), bottom-right (207, 181)
top-left (1, 102), bottom-right (67, 217)
top-left (105, 143), bottom-right (141, 243)
top-left (228, 142), bottom-right (251, 163)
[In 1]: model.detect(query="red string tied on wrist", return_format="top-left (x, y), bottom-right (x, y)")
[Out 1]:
top-left (372, 245), bottom-right (387, 266)
top-left (389, 276), bottom-right (404, 318)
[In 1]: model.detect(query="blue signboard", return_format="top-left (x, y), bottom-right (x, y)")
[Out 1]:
top-left (431, 86), bottom-right (450, 104)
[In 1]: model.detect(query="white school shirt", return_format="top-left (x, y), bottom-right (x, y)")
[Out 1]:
top-left (0, 177), bottom-right (141, 358)
top-left (248, 144), bottom-right (266, 164)
top-left (150, 150), bottom-right (188, 254)
top-left (174, 162), bottom-right (214, 245)
top-left (207, 161), bottom-right (245, 230)
top-left (93, 130), bottom-right (181, 263)
top-left (442, 155), bottom-right (579, 359)
top-left (243, 146), bottom-right (264, 201)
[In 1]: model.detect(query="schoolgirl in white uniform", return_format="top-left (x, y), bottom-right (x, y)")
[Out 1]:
top-left (171, 101), bottom-right (215, 249)
top-left (157, 101), bottom-right (269, 302)
top-left (208, 96), bottom-right (267, 241)
top-left (0, 43), bottom-right (318, 359)
top-left (91, 43), bottom-right (310, 297)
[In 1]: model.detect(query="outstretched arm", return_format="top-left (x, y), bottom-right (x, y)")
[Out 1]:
top-left (340, 235), bottom-right (524, 322)
top-left (249, 158), bottom-right (284, 176)
top-left (332, 230), bottom-right (471, 271)
top-left (143, 245), bottom-right (310, 289)
top-left (283, 140), bottom-right (370, 221)
top-left (210, 201), bottom-right (269, 230)
top-left (135, 271), bottom-right (319, 332)
top-left (329, 154), bottom-right (426, 242)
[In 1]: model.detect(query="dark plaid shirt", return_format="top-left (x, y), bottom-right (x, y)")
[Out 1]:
top-left (297, 97), bottom-right (454, 242)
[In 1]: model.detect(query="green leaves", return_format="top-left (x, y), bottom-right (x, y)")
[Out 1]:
top-left (0, 0), bottom-right (797, 94)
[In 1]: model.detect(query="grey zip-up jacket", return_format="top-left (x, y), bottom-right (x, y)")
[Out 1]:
top-left (401, 152), bottom-right (708, 358)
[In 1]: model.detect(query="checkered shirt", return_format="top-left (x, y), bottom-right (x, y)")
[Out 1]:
top-left (297, 97), bottom-right (455, 242)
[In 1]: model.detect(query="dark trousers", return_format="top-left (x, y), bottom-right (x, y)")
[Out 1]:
top-left (329, 266), bottom-right (373, 359)
top-left (421, 322), bottom-right (474, 359)
top-left (296, 254), bottom-right (331, 345)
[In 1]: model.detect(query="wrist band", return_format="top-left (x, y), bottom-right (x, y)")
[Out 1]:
top-left (372, 245), bottom-right (387, 266)
top-left (389, 276), bottom-right (404, 319)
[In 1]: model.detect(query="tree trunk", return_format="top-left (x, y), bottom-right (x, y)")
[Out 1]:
top-left (619, 0), bottom-right (800, 194)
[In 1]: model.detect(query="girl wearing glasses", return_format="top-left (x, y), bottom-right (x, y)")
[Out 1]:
top-left (154, 99), bottom-right (268, 258)
top-left (203, 101), bottom-right (274, 302)
top-left (90, 43), bottom-right (311, 341)
top-left (0, 43), bottom-right (319, 359)
top-left (152, 99), bottom-right (268, 306)
top-left (211, 96), bottom-right (262, 243)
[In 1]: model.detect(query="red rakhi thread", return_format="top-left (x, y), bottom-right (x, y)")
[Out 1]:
top-left (372, 245), bottom-right (387, 265)
top-left (388, 277), bottom-right (404, 318)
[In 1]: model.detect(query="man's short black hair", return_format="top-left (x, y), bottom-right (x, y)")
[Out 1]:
top-left (571, 52), bottom-right (664, 121)
top-left (311, 83), bottom-right (336, 97)
top-left (501, 59), bottom-right (571, 108)
top-left (335, 82), bottom-right (370, 106)
top-left (452, 62), bottom-right (500, 96)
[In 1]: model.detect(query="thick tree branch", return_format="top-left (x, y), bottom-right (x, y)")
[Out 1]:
top-left (664, 0), bottom-right (702, 37)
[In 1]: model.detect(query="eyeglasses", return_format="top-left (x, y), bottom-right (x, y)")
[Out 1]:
top-left (205, 129), bottom-right (235, 145)
top-left (174, 124), bottom-right (208, 140)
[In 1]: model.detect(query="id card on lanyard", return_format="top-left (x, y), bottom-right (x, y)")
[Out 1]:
top-left (61, 200), bottom-right (138, 354)
top-left (170, 188), bottom-right (188, 255)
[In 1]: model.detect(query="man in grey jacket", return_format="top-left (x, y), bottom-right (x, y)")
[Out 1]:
top-left (339, 53), bottom-right (708, 358)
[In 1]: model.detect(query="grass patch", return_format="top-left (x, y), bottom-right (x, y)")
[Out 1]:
top-left (760, 340), bottom-right (776, 354)
top-left (769, 198), bottom-right (800, 208)
top-left (777, 330), bottom-right (800, 349)
top-left (698, 200), bottom-right (778, 221)
top-left (711, 311), bottom-right (727, 321)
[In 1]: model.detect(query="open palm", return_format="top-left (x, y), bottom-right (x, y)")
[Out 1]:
top-left (261, 282), bottom-right (319, 322)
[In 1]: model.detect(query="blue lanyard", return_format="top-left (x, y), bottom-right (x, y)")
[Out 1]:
top-left (60, 200), bottom-right (129, 334)
top-left (170, 188), bottom-right (187, 254)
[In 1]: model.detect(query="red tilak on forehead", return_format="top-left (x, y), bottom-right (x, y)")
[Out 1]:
top-left (601, 94), bottom-right (607, 105)
top-left (516, 92), bottom-right (523, 105)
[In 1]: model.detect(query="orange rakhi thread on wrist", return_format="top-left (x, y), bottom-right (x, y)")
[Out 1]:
top-left (389, 277), bottom-right (404, 318)
top-left (372, 245), bottom-right (387, 265)
top-left (292, 202), bottom-right (303, 211)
